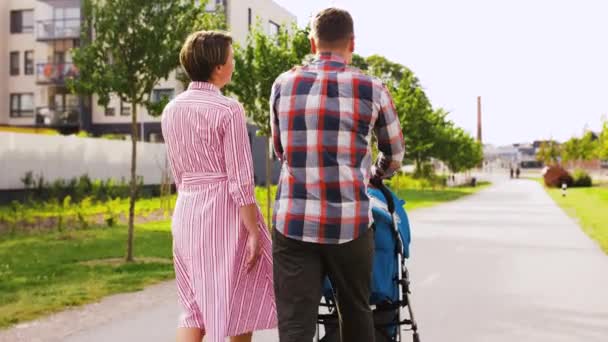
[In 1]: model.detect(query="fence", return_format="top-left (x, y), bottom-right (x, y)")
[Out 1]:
top-left (0, 132), bottom-right (168, 190)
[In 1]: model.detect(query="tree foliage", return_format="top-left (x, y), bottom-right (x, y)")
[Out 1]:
top-left (69, 0), bottom-right (223, 261)
top-left (597, 121), bottom-right (608, 160)
top-left (228, 23), bottom-right (309, 136)
top-left (536, 140), bottom-right (561, 165)
top-left (561, 131), bottom-right (598, 162)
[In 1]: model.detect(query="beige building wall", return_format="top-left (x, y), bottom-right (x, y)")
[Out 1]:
top-left (0, 0), bottom-right (9, 125)
top-left (6, 0), bottom-right (38, 127)
top-left (228, 0), bottom-right (297, 45)
top-left (3, 0), bottom-right (297, 131)
top-left (3, 0), bottom-right (71, 127)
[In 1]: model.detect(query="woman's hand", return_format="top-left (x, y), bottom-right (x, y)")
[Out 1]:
top-left (245, 230), bottom-right (261, 272)
top-left (240, 204), bottom-right (262, 272)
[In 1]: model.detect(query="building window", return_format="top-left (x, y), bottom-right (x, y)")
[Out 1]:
top-left (10, 93), bottom-right (35, 118)
top-left (10, 52), bottom-right (20, 75)
top-left (105, 107), bottom-right (116, 116)
top-left (151, 88), bottom-right (175, 104)
top-left (10, 10), bottom-right (34, 34)
top-left (120, 100), bottom-right (131, 116)
top-left (149, 132), bottom-right (164, 143)
top-left (24, 51), bottom-right (34, 75)
top-left (248, 8), bottom-right (252, 30)
top-left (269, 20), bottom-right (280, 37)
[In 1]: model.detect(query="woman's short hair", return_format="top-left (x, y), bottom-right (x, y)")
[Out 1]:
top-left (180, 30), bottom-right (233, 82)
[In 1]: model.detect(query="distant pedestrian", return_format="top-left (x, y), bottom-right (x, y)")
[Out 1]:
top-left (516, 167), bottom-right (521, 179)
top-left (510, 167), bottom-right (514, 179)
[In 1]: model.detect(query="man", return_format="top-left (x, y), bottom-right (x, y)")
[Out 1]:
top-left (269, 8), bottom-right (405, 342)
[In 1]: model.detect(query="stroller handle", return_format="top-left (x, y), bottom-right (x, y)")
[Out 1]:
top-left (369, 178), bottom-right (396, 214)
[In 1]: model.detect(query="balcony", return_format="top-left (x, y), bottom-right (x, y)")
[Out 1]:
top-left (36, 18), bottom-right (80, 41)
top-left (36, 62), bottom-right (78, 84)
top-left (36, 106), bottom-right (80, 130)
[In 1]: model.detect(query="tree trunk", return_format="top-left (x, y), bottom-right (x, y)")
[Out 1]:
top-left (265, 136), bottom-right (272, 225)
top-left (126, 100), bottom-right (138, 262)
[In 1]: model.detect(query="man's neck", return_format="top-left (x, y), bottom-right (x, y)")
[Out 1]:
top-left (316, 50), bottom-right (351, 63)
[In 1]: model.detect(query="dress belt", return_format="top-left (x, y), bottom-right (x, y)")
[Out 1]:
top-left (181, 172), bottom-right (228, 186)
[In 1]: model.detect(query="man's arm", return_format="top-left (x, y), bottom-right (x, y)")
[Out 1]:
top-left (372, 84), bottom-right (405, 180)
top-left (269, 79), bottom-right (284, 161)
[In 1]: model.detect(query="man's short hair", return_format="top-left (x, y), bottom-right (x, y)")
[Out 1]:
top-left (180, 30), bottom-right (232, 82)
top-left (310, 7), bottom-right (354, 48)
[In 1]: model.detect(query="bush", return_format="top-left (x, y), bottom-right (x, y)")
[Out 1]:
top-left (543, 166), bottom-right (573, 188)
top-left (19, 171), bottom-right (146, 204)
top-left (388, 173), bottom-right (446, 190)
top-left (572, 169), bottom-right (593, 187)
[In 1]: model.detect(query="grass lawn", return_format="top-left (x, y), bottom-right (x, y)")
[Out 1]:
top-left (0, 181), bottom-right (489, 329)
top-left (0, 221), bottom-right (173, 328)
top-left (395, 182), bottom-right (491, 210)
top-left (543, 184), bottom-right (608, 254)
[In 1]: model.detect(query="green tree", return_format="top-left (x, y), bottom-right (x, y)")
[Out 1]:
top-left (366, 54), bottom-right (408, 87)
top-left (359, 56), bottom-right (449, 175)
top-left (437, 124), bottom-right (483, 173)
top-left (561, 132), bottom-right (598, 163)
top-left (536, 140), bottom-right (561, 165)
top-left (561, 137), bottom-right (580, 163)
top-left (69, 0), bottom-right (223, 262)
top-left (356, 53), bottom-right (484, 177)
top-left (227, 23), bottom-right (309, 222)
top-left (392, 78), bottom-right (444, 175)
top-left (598, 121), bottom-right (608, 160)
top-left (350, 53), bottom-right (368, 70)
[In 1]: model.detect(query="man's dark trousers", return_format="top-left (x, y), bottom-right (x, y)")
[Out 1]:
top-left (273, 229), bottom-right (375, 342)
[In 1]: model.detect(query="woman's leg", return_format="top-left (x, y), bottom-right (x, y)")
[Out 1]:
top-left (176, 327), bottom-right (203, 342)
top-left (230, 332), bottom-right (253, 342)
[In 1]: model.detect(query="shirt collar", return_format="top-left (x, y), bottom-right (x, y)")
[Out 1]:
top-left (313, 52), bottom-right (347, 69)
top-left (188, 81), bottom-right (221, 93)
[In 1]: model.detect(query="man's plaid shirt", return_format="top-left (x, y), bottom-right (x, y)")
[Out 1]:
top-left (270, 52), bottom-right (405, 244)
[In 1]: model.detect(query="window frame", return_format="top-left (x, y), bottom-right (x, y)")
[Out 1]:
top-left (10, 93), bottom-right (35, 118)
top-left (10, 51), bottom-right (20, 76)
top-left (268, 20), bottom-right (280, 37)
top-left (151, 88), bottom-right (175, 104)
top-left (10, 10), bottom-right (34, 34)
top-left (24, 50), bottom-right (34, 75)
top-left (120, 100), bottom-right (131, 116)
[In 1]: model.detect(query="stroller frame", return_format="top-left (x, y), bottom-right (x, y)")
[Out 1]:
top-left (315, 182), bottom-right (421, 342)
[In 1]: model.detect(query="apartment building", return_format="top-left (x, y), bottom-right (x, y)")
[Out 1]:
top-left (1, 0), bottom-right (297, 141)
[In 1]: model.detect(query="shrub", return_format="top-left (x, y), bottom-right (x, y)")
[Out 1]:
top-left (387, 173), bottom-right (446, 190)
top-left (543, 166), bottom-right (573, 188)
top-left (572, 169), bottom-right (592, 187)
top-left (18, 172), bottom-right (148, 204)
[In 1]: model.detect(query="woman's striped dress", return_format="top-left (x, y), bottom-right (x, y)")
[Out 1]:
top-left (161, 81), bottom-right (276, 341)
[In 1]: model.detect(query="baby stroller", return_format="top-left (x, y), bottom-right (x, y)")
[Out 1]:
top-left (317, 180), bottom-right (421, 342)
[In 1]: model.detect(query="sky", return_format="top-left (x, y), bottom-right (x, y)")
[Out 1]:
top-left (273, 0), bottom-right (608, 146)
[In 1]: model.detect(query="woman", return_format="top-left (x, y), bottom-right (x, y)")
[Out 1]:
top-left (161, 31), bottom-right (276, 342)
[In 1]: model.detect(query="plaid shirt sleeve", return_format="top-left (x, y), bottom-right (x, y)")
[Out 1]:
top-left (372, 84), bottom-right (405, 179)
top-left (270, 79), bottom-right (284, 161)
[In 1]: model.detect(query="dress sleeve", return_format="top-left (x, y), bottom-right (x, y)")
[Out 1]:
top-left (223, 102), bottom-right (257, 207)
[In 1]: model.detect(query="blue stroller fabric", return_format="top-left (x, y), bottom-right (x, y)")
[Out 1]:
top-left (323, 185), bottom-right (411, 305)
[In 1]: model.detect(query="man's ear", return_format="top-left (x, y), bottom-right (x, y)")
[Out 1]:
top-left (310, 38), bottom-right (317, 54)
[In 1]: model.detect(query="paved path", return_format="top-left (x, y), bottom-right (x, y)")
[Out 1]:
top-left (2, 177), bottom-right (607, 341)
top-left (408, 177), bottom-right (608, 341)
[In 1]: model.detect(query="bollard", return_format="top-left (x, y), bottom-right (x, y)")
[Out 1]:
top-left (561, 183), bottom-right (567, 197)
